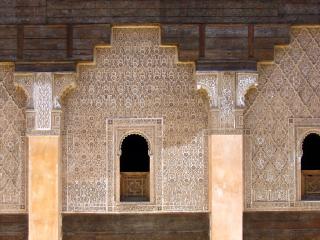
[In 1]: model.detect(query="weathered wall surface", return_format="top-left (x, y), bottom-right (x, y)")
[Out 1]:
top-left (244, 26), bottom-right (320, 210)
top-left (62, 26), bottom-right (208, 212)
top-left (0, 64), bottom-right (26, 212)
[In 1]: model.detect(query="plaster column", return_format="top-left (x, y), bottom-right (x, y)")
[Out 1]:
top-left (28, 136), bottom-right (61, 240)
top-left (14, 72), bottom-right (75, 240)
top-left (197, 71), bottom-right (257, 240)
top-left (209, 134), bottom-right (243, 240)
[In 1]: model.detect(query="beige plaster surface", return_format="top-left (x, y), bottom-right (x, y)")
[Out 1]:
top-left (28, 136), bottom-right (60, 240)
top-left (209, 135), bottom-right (243, 240)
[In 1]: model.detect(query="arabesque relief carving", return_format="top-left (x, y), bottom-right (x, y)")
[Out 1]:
top-left (196, 71), bottom-right (258, 133)
top-left (1, 25), bottom-right (320, 214)
top-left (15, 72), bottom-right (76, 135)
top-left (62, 26), bottom-right (209, 212)
top-left (244, 26), bottom-right (320, 210)
top-left (0, 64), bottom-right (26, 212)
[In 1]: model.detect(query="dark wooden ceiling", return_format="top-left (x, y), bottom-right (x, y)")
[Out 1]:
top-left (0, 0), bottom-right (319, 72)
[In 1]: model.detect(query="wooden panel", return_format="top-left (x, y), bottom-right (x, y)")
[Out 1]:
top-left (161, 24), bottom-right (199, 60)
top-left (0, 26), bottom-right (17, 60)
top-left (121, 172), bottom-right (149, 202)
top-left (244, 211), bottom-right (320, 240)
top-left (0, 214), bottom-right (28, 240)
top-left (0, 0), bottom-right (317, 25)
top-left (42, 0), bottom-right (318, 24)
top-left (24, 50), bottom-right (66, 60)
top-left (72, 24), bottom-right (110, 60)
top-left (302, 170), bottom-right (320, 200)
top-left (206, 24), bottom-right (248, 60)
top-left (15, 62), bottom-right (76, 72)
top-left (196, 59), bottom-right (257, 71)
top-left (24, 25), bottom-right (67, 39)
top-left (254, 24), bottom-right (290, 61)
top-left (63, 213), bottom-right (209, 240)
top-left (23, 25), bottom-right (67, 60)
top-left (206, 38), bottom-right (248, 50)
top-left (24, 39), bottom-right (66, 50)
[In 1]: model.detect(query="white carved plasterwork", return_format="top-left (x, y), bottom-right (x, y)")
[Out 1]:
top-left (219, 72), bottom-right (235, 129)
top-left (33, 73), bottom-right (52, 130)
top-left (0, 63), bottom-right (26, 212)
top-left (196, 71), bottom-right (257, 133)
top-left (236, 73), bottom-right (258, 107)
top-left (62, 26), bottom-right (208, 213)
top-left (15, 72), bottom-right (76, 135)
top-left (197, 72), bottom-right (218, 108)
top-left (244, 26), bottom-right (320, 211)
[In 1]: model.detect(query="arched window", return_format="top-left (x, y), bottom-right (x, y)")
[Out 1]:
top-left (301, 133), bottom-right (320, 200)
top-left (120, 134), bottom-right (150, 202)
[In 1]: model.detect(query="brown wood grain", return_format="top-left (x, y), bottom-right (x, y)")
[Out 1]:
top-left (0, 0), bottom-right (311, 70)
top-left (0, 214), bottom-right (28, 240)
top-left (63, 213), bottom-right (209, 240)
top-left (244, 211), bottom-right (320, 240)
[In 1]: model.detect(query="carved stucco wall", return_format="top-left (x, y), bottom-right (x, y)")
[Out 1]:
top-left (62, 26), bottom-right (209, 212)
top-left (1, 25), bottom-right (319, 214)
top-left (0, 64), bottom-right (26, 212)
top-left (244, 26), bottom-right (320, 210)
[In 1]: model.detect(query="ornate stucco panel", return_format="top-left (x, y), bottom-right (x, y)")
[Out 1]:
top-left (244, 26), bottom-right (320, 210)
top-left (0, 64), bottom-right (26, 212)
top-left (62, 26), bottom-right (208, 213)
top-left (196, 71), bottom-right (258, 132)
top-left (15, 72), bottom-right (76, 135)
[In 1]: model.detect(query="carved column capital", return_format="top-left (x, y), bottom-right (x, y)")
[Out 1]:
top-left (196, 71), bottom-right (258, 133)
top-left (15, 72), bottom-right (76, 135)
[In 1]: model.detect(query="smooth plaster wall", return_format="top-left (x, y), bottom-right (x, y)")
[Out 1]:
top-left (209, 134), bottom-right (243, 240)
top-left (28, 136), bottom-right (60, 240)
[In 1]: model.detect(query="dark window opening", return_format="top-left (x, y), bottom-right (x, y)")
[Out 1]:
top-left (120, 134), bottom-right (150, 202)
top-left (301, 133), bottom-right (320, 170)
top-left (301, 133), bottom-right (320, 201)
top-left (120, 134), bottom-right (149, 172)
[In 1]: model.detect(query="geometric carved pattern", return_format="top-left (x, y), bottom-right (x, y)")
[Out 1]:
top-left (244, 26), bottom-right (320, 210)
top-left (197, 72), bottom-right (218, 108)
top-left (62, 26), bottom-right (208, 212)
top-left (196, 71), bottom-right (257, 132)
top-left (236, 73), bottom-right (258, 108)
top-left (15, 72), bottom-right (76, 135)
top-left (0, 64), bottom-right (26, 212)
top-left (120, 172), bottom-right (149, 201)
top-left (302, 170), bottom-right (320, 200)
top-left (33, 73), bottom-right (53, 130)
